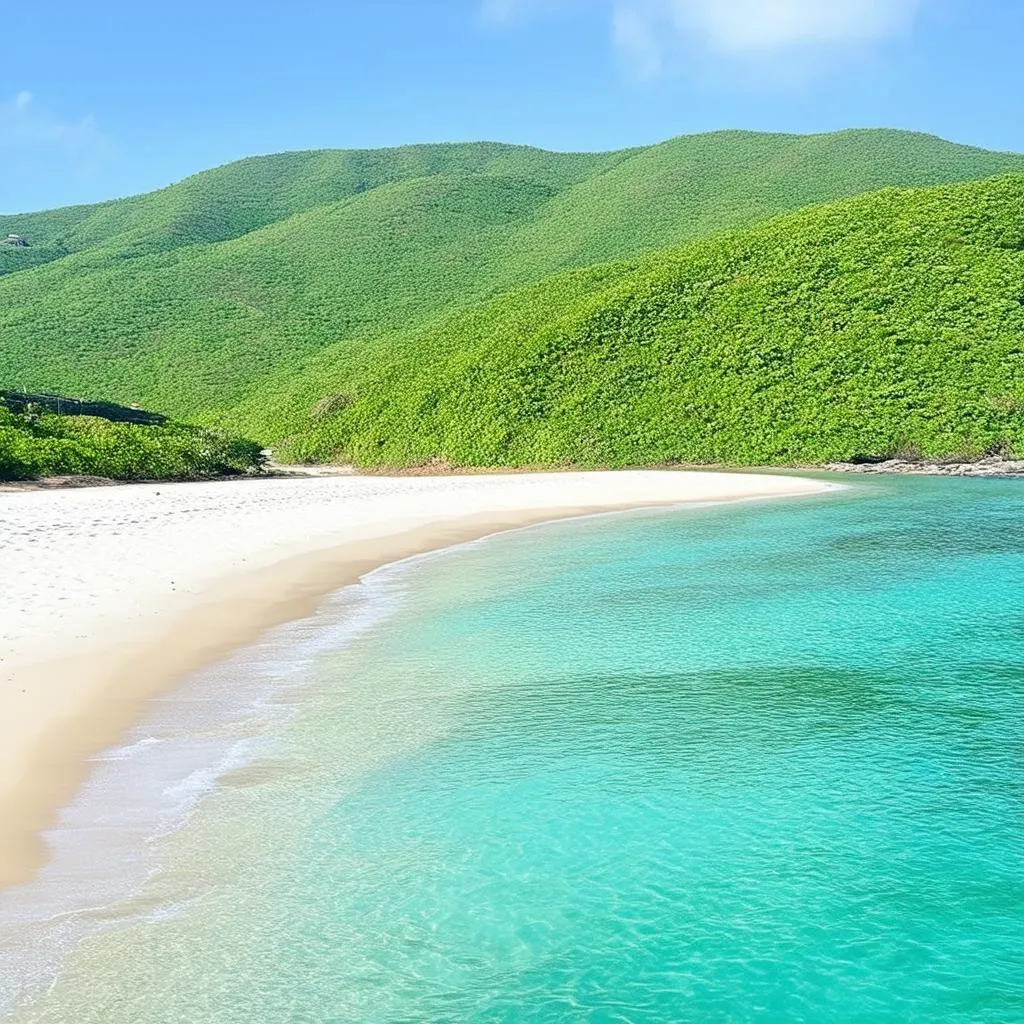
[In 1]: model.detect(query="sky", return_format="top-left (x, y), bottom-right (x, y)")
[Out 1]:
top-left (2, 0), bottom-right (1022, 213)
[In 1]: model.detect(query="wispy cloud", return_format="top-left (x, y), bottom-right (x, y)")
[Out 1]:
top-left (0, 91), bottom-right (112, 172)
top-left (480, 0), bottom-right (579, 24)
top-left (483, 0), bottom-right (927, 78)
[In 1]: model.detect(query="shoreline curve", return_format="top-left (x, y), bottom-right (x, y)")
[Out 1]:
top-left (0, 471), bottom-right (832, 888)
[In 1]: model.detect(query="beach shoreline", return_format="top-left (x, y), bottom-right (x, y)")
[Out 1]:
top-left (0, 471), bottom-right (831, 888)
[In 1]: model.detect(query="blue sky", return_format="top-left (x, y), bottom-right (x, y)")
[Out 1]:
top-left (2, 0), bottom-right (1022, 213)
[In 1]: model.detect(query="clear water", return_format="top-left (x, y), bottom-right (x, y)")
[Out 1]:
top-left (4, 476), bottom-right (1023, 1023)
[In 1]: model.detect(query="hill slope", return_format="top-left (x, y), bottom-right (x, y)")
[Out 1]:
top-left (2, 128), bottom-right (1023, 433)
top-left (0, 142), bottom-right (620, 268)
top-left (251, 174), bottom-right (1024, 467)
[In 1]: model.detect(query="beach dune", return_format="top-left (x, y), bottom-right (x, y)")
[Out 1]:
top-left (0, 470), bottom-right (829, 886)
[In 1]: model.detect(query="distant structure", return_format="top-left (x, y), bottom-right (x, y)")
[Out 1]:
top-left (3, 234), bottom-right (29, 247)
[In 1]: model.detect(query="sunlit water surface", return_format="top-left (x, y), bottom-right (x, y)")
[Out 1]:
top-left (3, 476), bottom-right (1023, 1022)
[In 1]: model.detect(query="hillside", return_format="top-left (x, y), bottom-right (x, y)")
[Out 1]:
top-left (250, 174), bottom-right (1024, 467)
top-left (0, 142), bottom-right (620, 268)
top-left (2, 128), bottom-right (1023, 437)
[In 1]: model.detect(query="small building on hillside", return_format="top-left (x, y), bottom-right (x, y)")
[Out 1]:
top-left (3, 234), bottom-right (29, 247)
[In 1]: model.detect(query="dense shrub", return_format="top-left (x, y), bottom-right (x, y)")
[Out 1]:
top-left (272, 175), bottom-right (1024, 467)
top-left (0, 405), bottom-right (264, 481)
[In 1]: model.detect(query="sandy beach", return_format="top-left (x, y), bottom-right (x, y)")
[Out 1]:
top-left (0, 470), bottom-right (829, 887)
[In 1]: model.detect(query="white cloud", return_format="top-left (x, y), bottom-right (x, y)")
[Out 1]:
top-left (480, 0), bottom-right (581, 25)
top-left (0, 91), bottom-right (111, 163)
top-left (484, 0), bottom-right (927, 76)
top-left (612, 4), bottom-right (667, 78)
top-left (628, 0), bottom-right (922, 55)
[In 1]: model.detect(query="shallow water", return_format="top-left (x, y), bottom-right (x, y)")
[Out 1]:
top-left (4, 476), bottom-right (1023, 1022)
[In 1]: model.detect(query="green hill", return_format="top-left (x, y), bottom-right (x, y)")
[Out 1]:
top-left (0, 142), bottom-right (620, 268)
top-left (2, 130), bottom-right (1023, 415)
top-left (1, 129), bottom-right (1022, 468)
top-left (251, 174), bottom-right (1024, 467)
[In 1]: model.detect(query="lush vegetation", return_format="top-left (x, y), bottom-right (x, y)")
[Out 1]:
top-left (0, 401), bottom-right (264, 481)
top-left (267, 174), bottom-right (1024, 467)
top-left (2, 131), bottom-right (1022, 418)
top-left (1, 129), bottom-right (1022, 468)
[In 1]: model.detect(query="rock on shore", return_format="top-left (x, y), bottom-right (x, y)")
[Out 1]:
top-left (825, 456), bottom-right (1024, 477)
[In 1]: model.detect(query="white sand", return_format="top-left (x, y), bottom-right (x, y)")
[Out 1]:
top-left (0, 470), bottom-right (829, 883)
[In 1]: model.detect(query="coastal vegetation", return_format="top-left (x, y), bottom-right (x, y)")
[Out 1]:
top-left (1, 130), bottom-right (1022, 468)
top-left (254, 174), bottom-right (1024, 466)
top-left (0, 399), bottom-right (263, 482)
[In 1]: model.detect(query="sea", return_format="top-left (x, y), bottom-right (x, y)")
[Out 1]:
top-left (1, 474), bottom-right (1022, 1022)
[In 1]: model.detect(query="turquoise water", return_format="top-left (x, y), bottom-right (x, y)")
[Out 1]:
top-left (5, 476), bottom-right (1024, 1022)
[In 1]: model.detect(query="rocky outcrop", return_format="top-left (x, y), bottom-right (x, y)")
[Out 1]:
top-left (825, 456), bottom-right (1024, 477)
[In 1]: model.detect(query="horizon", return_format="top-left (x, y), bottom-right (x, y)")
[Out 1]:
top-left (3, 0), bottom-right (1023, 214)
